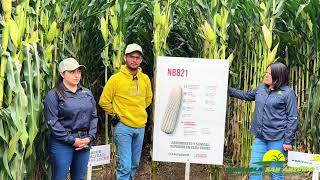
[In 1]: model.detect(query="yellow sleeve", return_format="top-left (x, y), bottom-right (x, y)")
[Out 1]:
top-left (145, 76), bottom-right (153, 107)
top-left (99, 76), bottom-right (116, 116)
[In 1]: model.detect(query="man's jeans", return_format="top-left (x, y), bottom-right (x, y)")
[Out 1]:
top-left (115, 122), bottom-right (145, 180)
top-left (50, 137), bottom-right (91, 180)
top-left (249, 138), bottom-right (285, 180)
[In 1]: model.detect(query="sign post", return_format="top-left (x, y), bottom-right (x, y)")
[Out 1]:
top-left (185, 163), bottom-right (190, 180)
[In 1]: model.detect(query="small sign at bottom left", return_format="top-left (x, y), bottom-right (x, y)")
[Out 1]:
top-left (88, 144), bottom-right (110, 166)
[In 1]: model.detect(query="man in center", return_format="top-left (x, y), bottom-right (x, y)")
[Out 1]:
top-left (99, 43), bottom-right (153, 180)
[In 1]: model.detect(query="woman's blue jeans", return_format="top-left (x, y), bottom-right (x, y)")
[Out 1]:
top-left (50, 137), bottom-right (91, 180)
top-left (249, 138), bottom-right (285, 180)
top-left (114, 122), bottom-right (145, 180)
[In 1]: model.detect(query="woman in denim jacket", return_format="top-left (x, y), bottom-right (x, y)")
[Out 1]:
top-left (44, 58), bottom-right (98, 180)
top-left (228, 62), bottom-right (298, 180)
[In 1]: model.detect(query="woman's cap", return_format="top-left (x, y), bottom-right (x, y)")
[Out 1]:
top-left (125, 43), bottom-right (143, 55)
top-left (58, 58), bottom-right (85, 73)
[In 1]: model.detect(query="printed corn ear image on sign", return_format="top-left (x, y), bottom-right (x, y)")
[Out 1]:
top-left (160, 86), bottom-right (183, 134)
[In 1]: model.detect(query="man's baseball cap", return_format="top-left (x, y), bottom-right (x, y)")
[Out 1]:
top-left (125, 43), bottom-right (143, 55)
top-left (58, 58), bottom-right (85, 73)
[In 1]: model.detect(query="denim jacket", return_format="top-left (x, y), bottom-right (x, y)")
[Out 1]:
top-left (44, 84), bottom-right (98, 145)
top-left (228, 84), bottom-right (298, 144)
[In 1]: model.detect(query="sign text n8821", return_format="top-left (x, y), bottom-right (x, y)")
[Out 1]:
top-left (167, 68), bottom-right (188, 77)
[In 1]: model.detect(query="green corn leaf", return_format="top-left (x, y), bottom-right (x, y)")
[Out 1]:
top-left (24, 45), bottom-right (38, 148)
top-left (6, 53), bottom-right (18, 92)
top-left (227, 53), bottom-right (234, 65)
top-left (0, 117), bottom-right (6, 142)
top-left (9, 19), bottom-right (20, 48)
top-left (2, 148), bottom-right (12, 178)
top-left (7, 131), bottom-right (22, 161)
top-left (295, 2), bottom-right (309, 19)
top-left (25, 144), bottom-right (33, 159)
top-left (11, 151), bottom-right (26, 180)
top-left (2, 24), bottom-right (10, 51)
top-left (33, 44), bottom-right (41, 109)
top-left (20, 128), bottom-right (29, 148)
top-left (0, 108), bottom-right (10, 143)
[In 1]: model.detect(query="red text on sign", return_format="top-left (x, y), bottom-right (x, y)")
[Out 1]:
top-left (167, 68), bottom-right (188, 77)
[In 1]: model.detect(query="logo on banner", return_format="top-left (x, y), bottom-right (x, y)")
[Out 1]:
top-left (312, 155), bottom-right (320, 167)
top-left (254, 149), bottom-right (286, 165)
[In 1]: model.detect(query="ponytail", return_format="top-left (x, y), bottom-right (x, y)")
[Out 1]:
top-left (54, 75), bottom-right (67, 98)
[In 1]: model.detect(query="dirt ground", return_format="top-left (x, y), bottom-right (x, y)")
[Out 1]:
top-left (90, 144), bottom-right (312, 180)
top-left (91, 144), bottom-right (210, 180)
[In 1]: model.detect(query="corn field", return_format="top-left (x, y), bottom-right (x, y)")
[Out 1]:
top-left (1, 0), bottom-right (320, 179)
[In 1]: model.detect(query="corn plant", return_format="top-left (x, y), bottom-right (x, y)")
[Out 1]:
top-left (0, 0), bottom-right (98, 178)
top-left (153, 0), bottom-right (175, 58)
top-left (0, 0), bottom-right (11, 107)
top-left (152, 0), bottom-right (177, 179)
top-left (196, 0), bottom-right (234, 178)
top-left (109, 0), bottom-right (126, 73)
top-left (286, 0), bottom-right (320, 154)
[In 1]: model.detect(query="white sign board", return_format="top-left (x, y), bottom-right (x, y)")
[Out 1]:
top-left (288, 151), bottom-right (320, 168)
top-left (152, 56), bottom-right (229, 165)
top-left (88, 144), bottom-right (110, 166)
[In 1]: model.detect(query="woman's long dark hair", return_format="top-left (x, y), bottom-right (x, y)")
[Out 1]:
top-left (268, 62), bottom-right (289, 90)
top-left (54, 74), bottom-right (67, 98)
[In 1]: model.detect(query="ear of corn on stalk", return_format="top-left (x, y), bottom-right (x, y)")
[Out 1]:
top-left (15, 5), bottom-right (26, 39)
top-left (100, 17), bottom-right (107, 42)
top-left (267, 43), bottom-right (279, 65)
top-left (261, 24), bottom-right (272, 49)
top-left (55, 3), bottom-right (62, 19)
top-left (161, 86), bottom-right (183, 134)
top-left (46, 21), bottom-right (59, 43)
top-left (63, 21), bottom-right (72, 35)
top-left (1, 24), bottom-right (10, 52)
top-left (9, 19), bottom-right (20, 48)
top-left (2, 0), bottom-right (11, 22)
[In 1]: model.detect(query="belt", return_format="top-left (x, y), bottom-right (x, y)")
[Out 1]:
top-left (68, 130), bottom-right (88, 138)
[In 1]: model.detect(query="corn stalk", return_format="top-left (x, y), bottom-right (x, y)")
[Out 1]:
top-left (0, 0), bottom-right (12, 107)
top-left (152, 0), bottom-right (176, 179)
top-left (109, 0), bottom-right (126, 73)
top-left (153, 0), bottom-right (173, 58)
top-left (292, 0), bottom-right (320, 154)
top-left (197, 0), bottom-right (233, 179)
top-left (100, 9), bottom-right (110, 144)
